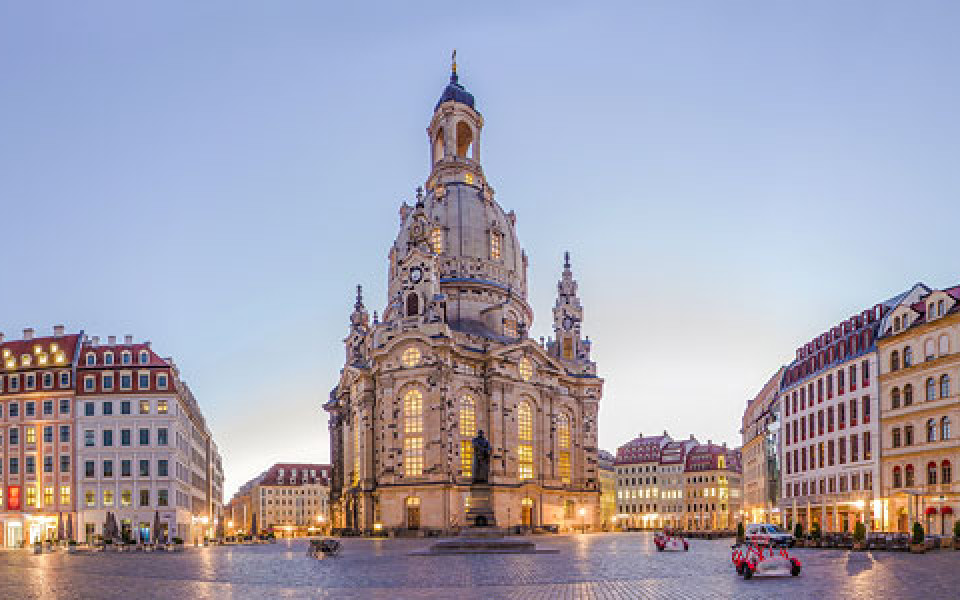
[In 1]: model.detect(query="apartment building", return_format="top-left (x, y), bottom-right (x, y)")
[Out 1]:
top-left (230, 463), bottom-right (331, 537)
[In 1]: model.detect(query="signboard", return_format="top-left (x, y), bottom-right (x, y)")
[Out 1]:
top-left (8, 486), bottom-right (21, 510)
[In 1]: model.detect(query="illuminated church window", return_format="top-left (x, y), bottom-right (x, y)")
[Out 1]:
top-left (519, 357), bottom-right (533, 381)
top-left (490, 231), bottom-right (501, 260)
top-left (404, 389), bottom-right (424, 477)
top-left (518, 401), bottom-right (534, 480)
top-left (460, 394), bottom-right (476, 477)
top-left (430, 227), bottom-right (444, 254)
top-left (402, 347), bottom-right (422, 368)
top-left (557, 413), bottom-right (571, 484)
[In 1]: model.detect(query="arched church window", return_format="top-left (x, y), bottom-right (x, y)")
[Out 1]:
top-left (403, 389), bottom-right (424, 477)
top-left (401, 346), bottom-right (421, 368)
top-left (489, 231), bottom-right (501, 260)
top-left (352, 412), bottom-right (361, 487)
top-left (460, 394), bottom-right (477, 477)
top-left (406, 293), bottom-right (420, 317)
top-left (518, 357), bottom-right (533, 381)
top-left (557, 413), bottom-right (571, 484)
top-left (518, 401), bottom-right (534, 481)
top-left (456, 121), bottom-right (473, 158)
top-left (430, 227), bottom-right (444, 254)
top-left (433, 129), bottom-right (444, 163)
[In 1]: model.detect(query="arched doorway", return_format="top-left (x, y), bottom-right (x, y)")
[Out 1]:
top-left (521, 497), bottom-right (534, 527)
top-left (406, 497), bottom-right (421, 530)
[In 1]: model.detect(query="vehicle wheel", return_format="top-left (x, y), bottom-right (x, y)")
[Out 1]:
top-left (735, 563), bottom-right (744, 575)
top-left (791, 561), bottom-right (801, 577)
top-left (657, 546), bottom-right (663, 552)
top-left (742, 564), bottom-right (753, 580)
top-left (684, 544), bottom-right (689, 551)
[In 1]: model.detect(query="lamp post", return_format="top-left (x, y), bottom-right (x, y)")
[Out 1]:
top-left (578, 507), bottom-right (587, 534)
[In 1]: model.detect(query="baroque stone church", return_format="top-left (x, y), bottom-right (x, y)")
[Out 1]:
top-left (324, 61), bottom-right (604, 533)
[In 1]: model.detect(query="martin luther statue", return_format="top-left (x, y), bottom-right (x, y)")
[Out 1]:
top-left (472, 429), bottom-right (492, 484)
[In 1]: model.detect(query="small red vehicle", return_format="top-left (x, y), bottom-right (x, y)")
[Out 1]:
top-left (654, 529), bottom-right (689, 552)
top-left (731, 540), bottom-right (801, 579)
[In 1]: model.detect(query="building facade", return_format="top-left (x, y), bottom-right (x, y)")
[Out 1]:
top-left (878, 284), bottom-right (959, 535)
top-left (597, 450), bottom-right (616, 530)
top-left (779, 291), bottom-right (912, 533)
top-left (740, 367), bottom-right (783, 525)
top-left (228, 463), bottom-right (330, 537)
top-left (684, 443), bottom-right (742, 531)
top-left (0, 326), bottom-right (222, 547)
top-left (324, 63), bottom-right (603, 535)
top-left (0, 327), bottom-right (80, 547)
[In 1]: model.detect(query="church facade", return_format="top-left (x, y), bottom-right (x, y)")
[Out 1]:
top-left (324, 63), bottom-right (603, 534)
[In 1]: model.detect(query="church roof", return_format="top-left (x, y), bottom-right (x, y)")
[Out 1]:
top-left (436, 72), bottom-right (475, 111)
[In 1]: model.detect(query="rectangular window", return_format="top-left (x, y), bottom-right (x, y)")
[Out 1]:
top-left (863, 431), bottom-right (872, 460)
top-left (140, 489), bottom-right (150, 506)
top-left (84, 376), bottom-right (95, 391)
top-left (84, 430), bottom-right (94, 447)
top-left (84, 402), bottom-right (95, 416)
top-left (158, 489), bottom-right (169, 507)
top-left (25, 402), bottom-right (35, 417)
top-left (120, 374), bottom-right (132, 390)
top-left (60, 372), bottom-right (70, 388)
top-left (403, 437), bottom-right (423, 477)
top-left (818, 442), bottom-right (824, 468)
top-left (139, 400), bottom-right (150, 415)
top-left (158, 459), bottom-right (168, 477)
top-left (862, 359), bottom-right (870, 384)
top-left (103, 401), bottom-right (113, 416)
top-left (139, 428), bottom-right (149, 446)
top-left (838, 437), bottom-right (847, 464)
top-left (43, 486), bottom-right (53, 507)
top-left (25, 456), bottom-right (35, 475)
top-left (103, 460), bottom-right (113, 477)
top-left (85, 461), bottom-right (95, 478)
top-left (9, 402), bottom-right (18, 417)
top-left (102, 374), bottom-right (114, 390)
top-left (157, 374), bottom-right (168, 389)
top-left (43, 400), bottom-right (53, 416)
top-left (892, 428), bottom-right (901, 448)
top-left (59, 398), bottom-right (70, 414)
top-left (905, 425), bottom-right (914, 446)
top-left (851, 435), bottom-right (859, 462)
top-left (60, 456), bottom-right (70, 473)
top-left (102, 429), bottom-right (113, 447)
top-left (58, 425), bottom-right (69, 443)
top-left (838, 370), bottom-right (845, 394)
top-left (10, 427), bottom-right (18, 445)
top-left (9, 457), bottom-right (18, 475)
top-left (828, 440), bottom-right (835, 466)
top-left (850, 398), bottom-right (857, 425)
top-left (139, 460), bottom-right (150, 477)
top-left (121, 460), bottom-right (131, 477)
top-left (60, 486), bottom-right (70, 505)
top-left (157, 399), bottom-right (168, 414)
top-left (850, 365), bottom-right (857, 391)
top-left (121, 401), bottom-right (131, 415)
top-left (121, 490), bottom-right (131, 507)
top-left (838, 402), bottom-right (846, 428)
top-left (827, 407), bottom-right (834, 432)
top-left (138, 373), bottom-right (150, 389)
top-left (156, 427), bottom-right (168, 446)
top-left (42, 373), bottom-right (53, 389)
top-left (25, 375), bottom-right (35, 390)
top-left (121, 429), bottom-right (131, 446)
top-left (103, 490), bottom-right (114, 506)
top-left (43, 426), bottom-right (53, 443)
top-left (863, 396), bottom-right (870, 424)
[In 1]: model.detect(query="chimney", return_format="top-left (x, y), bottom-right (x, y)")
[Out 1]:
top-left (722, 442), bottom-right (727, 448)
top-left (53, 324), bottom-right (65, 337)
top-left (144, 341), bottom-right (151, 348)
top-left (0, 332), bottom-right (4, 343)
top-left (663, 430), bottom-right (668, 437)
top-left (707, 439), bottom-right (712, 446)
top-left (124, 334), bottom-right (133, 344)
top-left (108, 335), bottom-right (116, 345)
top-left (23, 327), bottom-right (34, 340)
top-left (92, 336), bottom-right (100, 345)
top-left (690, 434), bottom-right (694, 440)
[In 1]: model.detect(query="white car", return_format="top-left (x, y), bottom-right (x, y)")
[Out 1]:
top-left (654, 531), bottom-right (689, 552)
top-left (745, 523), bottom-right (795, 547)
top-left (732, 543), bottom-right (802, 579)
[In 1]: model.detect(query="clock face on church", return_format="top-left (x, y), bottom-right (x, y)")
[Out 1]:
top-left (410, 267), bottom-right (423, 283)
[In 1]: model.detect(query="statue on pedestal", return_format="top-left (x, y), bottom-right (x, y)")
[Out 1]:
top-left (472, 430), bottom-right (492, 484)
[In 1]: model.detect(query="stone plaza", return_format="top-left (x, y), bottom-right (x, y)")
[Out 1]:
top-left (1, 532), bottom-right (957, 599)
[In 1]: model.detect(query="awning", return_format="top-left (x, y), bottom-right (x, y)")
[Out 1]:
top-left (941, 506), bottom-right (954, 515)
top-left (924, 507), bottom-right (938, 515)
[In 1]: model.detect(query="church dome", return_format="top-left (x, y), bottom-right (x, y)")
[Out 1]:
top-left (435, 72), bottom-right (475, 111)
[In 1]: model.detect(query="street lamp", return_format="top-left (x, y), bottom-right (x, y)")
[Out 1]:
top-left (578, 507), bottom-right (587, 534)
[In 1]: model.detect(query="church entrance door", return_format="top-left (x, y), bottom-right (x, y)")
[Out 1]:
top-left (406, 497), bottom-right (421, 530)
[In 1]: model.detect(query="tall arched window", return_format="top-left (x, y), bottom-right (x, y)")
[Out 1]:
top-left (459, 394), bottom-right (476, 477)
top-left (905, 464), bottom-right (915, 487)
top-left (904, 384), bottom-right (914, 406)
top-left (927, 419), bottom-right (937, 443)
top-left (891, 387), bottom-right (901, 409)
top-left (406, 293), bottom-right (420, 317)
top-left (433, 129), bottom-right (444, 163)
top-left (455, 121), bottom-right (473, 158)
top-left (926, 378), bottom-right (936, 401)
top-left (556, 413), bottom-right (571, 484)
top-left (890, 351), bottom-right (900, 371)
top-left (517, 401), bottom-right (534, 481)
top-left (892, 466), bottom-right (902, 488)
top-left (940, 374), bottom-right (950, 398)
top-left (927, 461), bottom-right (938, 485)
top-left (353, 413), bottom-right (361, 487)
top-left (903, 347), bottom-right (913, 367)
top-left (430, 227), bottom-right (444, 254)
top-left (943, 460), bottom-right (952, 484)
top-left (942, 417), bottom-right (951, 441)
top-left (403, 389), bottom-right (424, 477)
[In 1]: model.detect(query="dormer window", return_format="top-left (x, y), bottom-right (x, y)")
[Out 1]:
top-left (21, 354), bottom-right (31, 367)
top-left (938, 299), bottom-right (945, 317)
top-left (121, 351), bottom-right (132, 365)
top-left (139, 350), bottom-right (149, 364)
top-left (104, 352), bottom-right (114, 366)
top-left (86, 353), bottom-right (96, 366)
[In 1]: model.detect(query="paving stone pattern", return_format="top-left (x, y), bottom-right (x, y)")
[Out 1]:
top-left (0, 533), bottom-right (956, 599)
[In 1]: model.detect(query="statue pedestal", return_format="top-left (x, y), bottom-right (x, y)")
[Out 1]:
top-left (420, 482), bottom-right (557, 555)
top-left (465, 483), bottom-right (496, 528)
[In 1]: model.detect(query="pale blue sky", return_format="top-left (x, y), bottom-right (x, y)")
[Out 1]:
top-left (2, 1), bottom-right (959, 496)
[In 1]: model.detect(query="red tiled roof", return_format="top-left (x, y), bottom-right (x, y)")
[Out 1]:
top-left (77, 342), bottom-right (169, 369)
top-left (259, 463), bottom-right (331, 486)
top-left (0, 333), bottom-right (82, 372)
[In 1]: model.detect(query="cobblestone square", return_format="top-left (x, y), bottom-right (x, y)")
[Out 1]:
top-left (1, 533), bottom-right (957, 599)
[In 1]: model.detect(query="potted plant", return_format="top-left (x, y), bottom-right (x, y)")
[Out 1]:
top-left (67, 540), bottom-right (78, 554)
top-left (953, 520), bottom-right (960, 550)
top-left (852, 522), bottom-right (867, 551)
top-left (811, 523), bottom-right (822, 548)
top-left (33, 540), bottom-right (43, 554)
top-left (793, 523), bottom-right (804, 547)
top-left (910, 522), bottom-right (926, 554)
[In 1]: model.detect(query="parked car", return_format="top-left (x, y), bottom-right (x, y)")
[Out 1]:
top-left (745, 524), bottom-right (795, 547)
